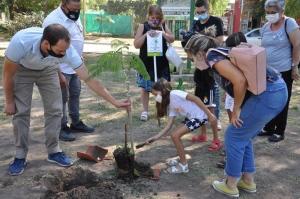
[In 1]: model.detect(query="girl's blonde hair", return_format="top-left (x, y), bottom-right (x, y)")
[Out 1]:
top-left (152, 78), bottom-right (172, 118)
top-left (184, 25), bottom-right (218, 56)
top-left (147, 4), bottom-right (164, 26)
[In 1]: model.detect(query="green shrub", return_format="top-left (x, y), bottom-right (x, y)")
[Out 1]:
top-left (5, 12), bottom-right (45, 38)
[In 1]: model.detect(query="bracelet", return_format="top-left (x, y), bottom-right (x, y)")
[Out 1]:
top-left (292, 63), bottom-right (299, 67)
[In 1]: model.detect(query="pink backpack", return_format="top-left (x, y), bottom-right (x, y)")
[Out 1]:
top-left (207, 43), bottom-right (266, 95)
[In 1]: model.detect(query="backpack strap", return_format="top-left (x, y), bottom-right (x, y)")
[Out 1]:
top-left (285, 18), bottom-right (291, 42)
top-left (206, 48), bottom-right (229, 67)
top-left (206, 48), bottom-right (229, 57)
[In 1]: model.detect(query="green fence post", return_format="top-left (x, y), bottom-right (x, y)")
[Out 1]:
top-left (187, 0), bottom-right (195, 70)
top-left (157, 0), bottom-right (161, 6)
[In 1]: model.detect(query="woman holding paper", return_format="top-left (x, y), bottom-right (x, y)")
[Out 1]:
top-left (134, 4), bottom-right (174, 122)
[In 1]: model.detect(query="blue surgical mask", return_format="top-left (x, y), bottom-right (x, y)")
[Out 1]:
top-left (150, 20), bottom-right (159, 26)
top-left (197, 13), bottom-right (208, 21)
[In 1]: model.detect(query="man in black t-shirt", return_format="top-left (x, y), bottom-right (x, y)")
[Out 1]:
top-left (193, 0), bottom-right (224, 45)
top-left (185, 0), bottom-right (224, 138)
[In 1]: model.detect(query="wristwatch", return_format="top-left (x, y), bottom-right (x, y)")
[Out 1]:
top-left (292, 63), bottom-right (298, 67)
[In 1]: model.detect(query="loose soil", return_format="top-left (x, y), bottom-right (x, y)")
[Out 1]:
top-left (0, 49), bottom-right (300, 199)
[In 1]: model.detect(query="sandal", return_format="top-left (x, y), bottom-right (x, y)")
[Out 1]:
top-left (167, 163), bottom-right (189, 173)
top-left (189, 134), bottom-right (208, 142)
top-left (220, 150), bottom-right (226, 157)
top-left (140, 111), bottom-right (148, 121)
top-left (208, 140), bottom-right (222, 151)
top-left (166, 159), bottom-right (179, 166)
top-left (216, 160), bottom-right (226, 169)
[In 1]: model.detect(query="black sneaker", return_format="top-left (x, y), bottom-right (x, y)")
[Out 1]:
top-left (257, 129), bottom-right (273, 136)
top-left (268, 134), bottom-right (285, 142)
top-left (59, 127), bottom-right (76, 141)
top-left (70, 120), bottom-right (94, 133)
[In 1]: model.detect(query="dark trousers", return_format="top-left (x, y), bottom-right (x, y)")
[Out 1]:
top-left (263, 70), bottom-right (293, 136)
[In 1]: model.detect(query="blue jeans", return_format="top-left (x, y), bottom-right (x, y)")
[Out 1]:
top-left (61, 73), bottom-right (81, 128)
top-left (214, 85), bottom-right (220, 120)
top-left (225, 78), bottom-right (287, 178)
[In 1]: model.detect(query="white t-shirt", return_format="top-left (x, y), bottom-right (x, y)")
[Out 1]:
top-left (225, 93), bottom-right (234, 112)
top-left (169, 90), bottom-right (208, 120)
top-left (43, 4), bottom-right (84, 74)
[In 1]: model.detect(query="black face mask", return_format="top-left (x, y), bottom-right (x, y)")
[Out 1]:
top-left (47, 46), bottom-right (65, 58)
top-left (64, 4), bottom-right (80, 21)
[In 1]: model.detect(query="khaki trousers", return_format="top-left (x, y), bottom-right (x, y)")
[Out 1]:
top-left (12, 65), bottom-right (62, 159)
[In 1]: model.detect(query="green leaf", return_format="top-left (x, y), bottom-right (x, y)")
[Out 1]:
top-left (86, 39), bottom-right (149, 82)
top-left (125, 53), bottom-right (150, 80)
top-left (85, 51), bottom-right (123, 82)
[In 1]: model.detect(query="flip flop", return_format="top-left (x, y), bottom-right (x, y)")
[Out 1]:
top-left (189, 134), bottom-right (208, 142)
top-left (208, 140), bottom-right (222, 151)
top-left (220, 150), bottom-right (226, 157)
top-left (216, 160), bottom-right (226, 169)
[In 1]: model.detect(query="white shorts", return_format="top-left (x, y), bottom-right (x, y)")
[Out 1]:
top-left (225, 93), bottom-right (234, 112)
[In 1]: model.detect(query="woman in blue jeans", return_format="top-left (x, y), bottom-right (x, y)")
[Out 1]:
top-left (184, 26), bottom-right (288, 198)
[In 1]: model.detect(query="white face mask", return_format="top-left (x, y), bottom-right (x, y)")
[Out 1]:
top-left (266, 13), bottom-right (280, 24)
top-left (155, 94), bottom-right (162, 103)
top-left (193, 55), bottom-right (208, 70)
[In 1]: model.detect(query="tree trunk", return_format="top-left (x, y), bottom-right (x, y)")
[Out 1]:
top-left (42, 1), bottom-right (48, 15)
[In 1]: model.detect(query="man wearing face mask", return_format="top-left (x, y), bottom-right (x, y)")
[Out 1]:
top-left (2, 24), bottom-right (130, 176)
top-left (43, 0), bottom-right (94, 142)
top-left (183, 0), bottom-right (224, 131)
top-left (258, 0), bottom-right (300, 142)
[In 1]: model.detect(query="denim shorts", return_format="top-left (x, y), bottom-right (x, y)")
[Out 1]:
top-left (137, 75), bottom-right (154, 92)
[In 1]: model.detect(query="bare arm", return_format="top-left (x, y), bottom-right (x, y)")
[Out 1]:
top-left (2, 57), bottom-right (19, 116)
top-left (214, 59), bottom-right (247, 127)
top-left (162, 24), bottom-right (175, 43)
top-left (186, 94), bottom-right (217, 125)
top-left (58, 69), bottom-right (67, 88)
top-left (133, 24), bottom-right (146, 49)
top-left (289, 28), bottom-right (300, 81)
top-left (215, 35), bottom-right (224, 46)
top-left (146, 116), bottom-right (175, 143)
top-left (75, 63), bottom-right (129, 108)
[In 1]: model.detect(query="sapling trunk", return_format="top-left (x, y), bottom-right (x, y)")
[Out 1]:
top-left (124, 123), bottom-right (127, 151)
top-left (125, 75), bottom-right (135, 155)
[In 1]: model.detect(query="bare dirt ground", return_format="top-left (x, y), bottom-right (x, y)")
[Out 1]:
top-left (0, 52), bottom-right (300, 199)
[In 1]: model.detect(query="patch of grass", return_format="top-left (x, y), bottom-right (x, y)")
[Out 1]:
top-left (31, 126), bottom-right (42, 131)
top-left (284, 175), bottom-right (300, 184)
top-left (0, 154), bottom-right (14, 161)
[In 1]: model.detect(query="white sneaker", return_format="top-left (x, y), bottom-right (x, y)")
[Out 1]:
top-left (217, 120), bottom-right (222, 130)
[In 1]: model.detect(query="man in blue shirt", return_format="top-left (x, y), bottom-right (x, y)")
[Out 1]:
top-left (2, 24), bottom-right (129, 175)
